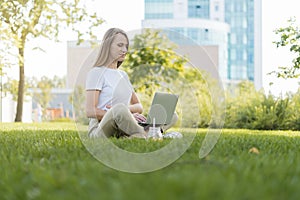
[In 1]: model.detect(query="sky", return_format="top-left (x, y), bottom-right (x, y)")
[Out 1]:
top-left (7, 0), bottom-right (300, 96)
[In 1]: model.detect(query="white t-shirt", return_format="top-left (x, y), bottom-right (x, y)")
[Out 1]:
top-left (86, 67), bottom-right (134, 111)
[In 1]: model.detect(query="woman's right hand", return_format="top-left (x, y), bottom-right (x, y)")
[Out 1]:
top-left (105, 104), bottom-right (112, 111)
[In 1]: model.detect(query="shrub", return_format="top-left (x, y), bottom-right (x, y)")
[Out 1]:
top-left (224, 81), bottom-right (300, 130)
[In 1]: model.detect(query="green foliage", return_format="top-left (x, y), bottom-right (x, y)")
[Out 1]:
top-left (2, 75), bottom-right (66, 109)
top-left (252, 94), bottom-right (290, 130)
top-left (69, 85), bottom-right (88, 125)
top-left (225, 81), bottom-right (300, 130)
top-left (122, 29), bottom-right (186, 97)
top-left (2, 77), bottom-right (33, 101)
top-left (29, 75), bottom-right (66, 89)
top-left (61, 28), bottom-right (300, 130)
top-left (0, 0), bottom-right (103, 121)
top-left (32, 76), bottom-right (54, 118)
top-left (286, 88), bottom-right (300, 130)
top-left (51, 75), bottom-right (66, 88)
top-left (225, 81), bottom-right (263, 129)
top-left (0, 38), bottom-right (15, 75)
top-left (270, 17), bottom-right (300, 78)
top-left (1, 123), bottom-right (300, 199)
top-left (122, 29), bottom-right (214, 128)
top-left (177, 67), bottom-right (213, 128)
top-left (0, 0), bottom-right (103, 43)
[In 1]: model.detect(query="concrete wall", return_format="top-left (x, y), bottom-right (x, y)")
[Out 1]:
top-left (1, 94), bottom-right (32, 122)
top-left (67, 41), bottom-right (219, 88)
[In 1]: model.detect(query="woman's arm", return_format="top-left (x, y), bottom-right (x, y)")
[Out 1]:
top-left (86, 90), bottom-right (106, 121)
top-left (129, 92), bottom-right (143, 114)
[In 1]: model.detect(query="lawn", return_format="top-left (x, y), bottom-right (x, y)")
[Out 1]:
top-left (1, 122), bottom-right (300, 200)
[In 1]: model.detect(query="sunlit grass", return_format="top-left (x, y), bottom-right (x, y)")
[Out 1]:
top-left (1, 122), bottom-right (300, 200)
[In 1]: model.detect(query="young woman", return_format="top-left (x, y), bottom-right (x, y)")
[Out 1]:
top-left (85, 28), bottom-right (177, 138)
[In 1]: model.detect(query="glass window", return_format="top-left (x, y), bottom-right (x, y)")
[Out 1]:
top-left (187, 28), bottom-right (198, 41)
top-left (243, 2), bottom-right (247, 12)
top-left (188, 0), bottom-right (210, 18)
top-left (215, 5), bottom-right (219, 11)
top-left (231, 49), bottom-right (236, 60)
top-left (230, 18), bottom-right (235, 27)
top-left (243, 34), bottom-right (247, 44)
top-left (231, 33), bottom-right (236, 44)
top-left (145, 1), bottom-right (174, 19)
top-left (204, 28), bottom-right (209, 40)
top-left (243, 50), bottom-right (247, 60)
top-left (243, 18), bottom-right (247, 28)
top-left (224, 0), bottom-right (256, 81)
top-left (145, 2), bottom-right (173, 13)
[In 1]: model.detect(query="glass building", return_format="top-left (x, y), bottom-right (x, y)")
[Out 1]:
top-left (142, 0), bottom-right (262, 88)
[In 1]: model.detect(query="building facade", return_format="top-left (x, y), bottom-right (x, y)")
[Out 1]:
top-left (66, 39), bottom-right (219, 90)
top-left (142, 0), bottom-right (262, 89)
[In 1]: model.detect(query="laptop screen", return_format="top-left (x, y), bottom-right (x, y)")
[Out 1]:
top-left (146, 92), bottom-right (179, 125)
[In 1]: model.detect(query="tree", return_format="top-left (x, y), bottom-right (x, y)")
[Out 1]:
top-left (3, 75), bottom-right (66, 121)
top-left (270, 17), bottom-right (300, 78)
top-left (32, 76), bottom-right (54, 120)
top-left (69, 85), bottom-right (87, 124)
top-left (0, 0), bottom-right (103, 122)
top-left (52, 75), bottom-right (66, 88)
top-left (0, 40), bottom-right (13, 76)
top-left (2, 77), bottom-right (33, 101)
top-left (122, 29), bottom-right (214, 128)
top-left (122, 29), bottom-right (187, 98)
top-left (177, 67), bottom-right (213, 128)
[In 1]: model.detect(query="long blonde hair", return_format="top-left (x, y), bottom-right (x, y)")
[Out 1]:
top-left (93, 28), bottom-right (129, 68)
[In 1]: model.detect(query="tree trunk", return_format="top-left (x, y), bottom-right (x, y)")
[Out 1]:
top-left (14, 46), bottom-right (25, 122)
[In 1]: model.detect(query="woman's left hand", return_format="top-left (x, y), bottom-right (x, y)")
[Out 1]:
top-left (133, 113), bottom-right (147, 123)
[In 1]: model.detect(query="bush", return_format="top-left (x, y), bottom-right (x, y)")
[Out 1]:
top-left (286, 89), bottom-right (300, 130)
top-left (224, 81), bottom-right (300, 130)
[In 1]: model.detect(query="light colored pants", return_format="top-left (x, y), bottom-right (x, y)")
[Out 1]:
top-left (88, 103), bottom-right (178, 138)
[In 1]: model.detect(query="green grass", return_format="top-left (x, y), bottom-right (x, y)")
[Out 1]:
top-left (1, 123), bottom-right (300, 200)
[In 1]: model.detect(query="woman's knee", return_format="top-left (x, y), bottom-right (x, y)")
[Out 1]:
top-left (110, 103), bottom-right (130, 120)
top-left (111, 103), bottom-right (128, 114)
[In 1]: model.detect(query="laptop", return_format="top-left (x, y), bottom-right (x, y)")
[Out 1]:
top-left (138, 92), bottom-right (179, 127)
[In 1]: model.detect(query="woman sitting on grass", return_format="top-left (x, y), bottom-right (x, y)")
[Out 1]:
top-left (85, 28), bottom-right (177, 138)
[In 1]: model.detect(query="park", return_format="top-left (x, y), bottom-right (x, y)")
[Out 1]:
top-left (1, 0), bottom-right (300, 199)
top-left (1, 123), bottom-right (300, 199)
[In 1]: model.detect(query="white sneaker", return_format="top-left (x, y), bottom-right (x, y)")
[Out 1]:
top-left (163, 131), bottom-right (183, 139)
